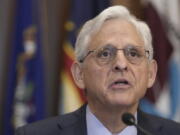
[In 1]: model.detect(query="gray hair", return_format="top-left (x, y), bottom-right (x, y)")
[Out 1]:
top-left (75, 5), bottom-right (153, 62)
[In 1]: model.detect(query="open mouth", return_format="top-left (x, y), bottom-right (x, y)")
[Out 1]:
top-left (109, 79), bottom-right (131, 89)
top-left (114, 80), bottom-right (129, 85)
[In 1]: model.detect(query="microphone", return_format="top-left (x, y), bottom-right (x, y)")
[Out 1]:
top-left (122, 113), bottom-right (153, 135)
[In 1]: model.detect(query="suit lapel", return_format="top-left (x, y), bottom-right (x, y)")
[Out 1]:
top-left (137, 109), bottom-right (162, 135)
top-left (57, 104), bottom-right (87, 135)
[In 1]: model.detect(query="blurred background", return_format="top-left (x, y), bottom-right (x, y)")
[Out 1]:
top-left (0, 0), bottom-right (180, 135)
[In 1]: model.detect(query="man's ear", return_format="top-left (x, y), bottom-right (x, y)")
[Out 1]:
top-left (148, 59), bottom-right (158, 88)
top-left (71, 62), bottom-right (85, 89)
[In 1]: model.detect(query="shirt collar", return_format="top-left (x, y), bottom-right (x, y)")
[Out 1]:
top-left (86, 105), bottom-right (137, 135)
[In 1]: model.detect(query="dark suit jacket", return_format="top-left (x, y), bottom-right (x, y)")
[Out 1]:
top-left (15, 104), bottom-right (180, 135)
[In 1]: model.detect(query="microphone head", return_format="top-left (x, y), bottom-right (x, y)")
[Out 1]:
top-left (122, 112), bottom-right (135, 126)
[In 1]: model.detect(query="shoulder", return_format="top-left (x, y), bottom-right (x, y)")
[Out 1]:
top-left (15, 105), bottom-right (87, 135)
top-left (15, 114), bottom-right (72, 135)
top-left (141, 110), bottom-right (180, 127)
top-left (138, 110), bottom-right (180, 134)
top-left (15, 116), bottom-right (62, 135)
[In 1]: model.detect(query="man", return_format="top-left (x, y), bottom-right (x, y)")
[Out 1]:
top-left (16, 5), bottom-right (180, 135)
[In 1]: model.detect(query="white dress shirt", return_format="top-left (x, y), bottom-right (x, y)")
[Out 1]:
top-left (86, 106), bottom-right (137, 135)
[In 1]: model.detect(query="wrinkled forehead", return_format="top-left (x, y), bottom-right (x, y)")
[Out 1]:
top-left (88, 18), bottom-right (144, 50)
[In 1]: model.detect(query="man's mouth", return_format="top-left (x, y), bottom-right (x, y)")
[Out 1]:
top-left (109, 79), bottom-right (131, 89)
top-left (114, 80), bottom-right (129, 85)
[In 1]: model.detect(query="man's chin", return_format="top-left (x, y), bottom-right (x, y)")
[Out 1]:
top-left (107, 99), bottom-right (136, 108)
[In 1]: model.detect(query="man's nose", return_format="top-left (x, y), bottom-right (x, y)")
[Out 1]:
top-left (112, 51), bottom-right (128, 72)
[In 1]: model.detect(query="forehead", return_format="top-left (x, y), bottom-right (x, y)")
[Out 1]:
top-left (89, 19), bottom-right (144, 49)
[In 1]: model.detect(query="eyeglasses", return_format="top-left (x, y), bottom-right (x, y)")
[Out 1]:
top-left (79, 44), bottom-right (150, 66)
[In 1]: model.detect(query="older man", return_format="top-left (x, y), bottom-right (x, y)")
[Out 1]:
top-left (16, 5), bottom-right (180, 135)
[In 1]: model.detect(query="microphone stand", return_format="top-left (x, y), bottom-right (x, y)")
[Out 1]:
top-left (122, 112), bottom-right (153, 135)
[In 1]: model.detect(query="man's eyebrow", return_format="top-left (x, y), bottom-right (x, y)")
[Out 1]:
top-left (101, 43), bottom-right (116, 47)
top-left (125, 43), bottom-right (144, 48)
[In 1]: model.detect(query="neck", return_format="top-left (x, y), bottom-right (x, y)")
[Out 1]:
top-left (88, 102), bottom-right (138, 133)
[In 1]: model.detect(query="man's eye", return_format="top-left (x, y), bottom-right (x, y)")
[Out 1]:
top-left (97, 49), bottom-right (112, 58)
top-left (129, 49), bottom-right (141, 57)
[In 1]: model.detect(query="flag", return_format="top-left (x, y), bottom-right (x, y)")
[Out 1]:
top-left (3, 0), bottom-right (46, 135)
top-left (140, 0), bottom-right (180, 122)
top-left (153, 0), bottom-right (180, 121)
top-left (59, 0), bottom-right (110, 114)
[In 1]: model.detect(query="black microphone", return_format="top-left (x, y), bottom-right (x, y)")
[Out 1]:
top-left (122, 113), bottom-right (153, 135)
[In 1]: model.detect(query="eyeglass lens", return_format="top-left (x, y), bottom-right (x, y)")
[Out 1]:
top-left (94, 44), bottom-right (147, 66)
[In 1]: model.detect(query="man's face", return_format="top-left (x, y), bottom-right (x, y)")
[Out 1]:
top-left (72, 19), bottom-right (157, 109)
